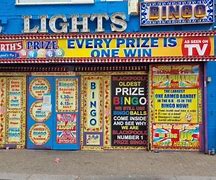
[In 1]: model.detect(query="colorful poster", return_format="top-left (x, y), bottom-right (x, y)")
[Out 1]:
top-left (29, 78), bottom-right (50, 99)
top-left (56, 114), bottom-right (76, 144)
top-left (152, 124), bottom-right (200, 150)
top-left (30, 101), bottom-right (51, 122)
top-left (140, 0), bottom-right (214, 26)
top-left (8, 79), bottom-right (22, 109)
top-left (29, 123), bottom-right (51, 145)
top-left (56, 78), bottom-right (78, 112)
top-left (7, 112), bottom-right (21, 143)
top-left (153, 89), bottom-right (198, 123)
top-left (84, 78), bottom-right (103, 130)
top-left (0, 78), bottom-right (6, 145)
top-left (0, 36), bottom-right (214, 60)
top-left (152, 64), bottom-right (200, 88)
top-left (111, 75), bottom-right (148, 146)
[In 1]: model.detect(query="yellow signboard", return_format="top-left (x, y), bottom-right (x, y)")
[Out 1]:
top-left (8, 36), bottom-right (213, 59)
top-left (153, 89), bottom-right (198, 124)
top-left (83, 78), bottom-right (103, 130)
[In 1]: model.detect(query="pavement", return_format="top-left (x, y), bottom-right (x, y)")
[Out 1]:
top-left (0, 149), bottom-right (216, 180)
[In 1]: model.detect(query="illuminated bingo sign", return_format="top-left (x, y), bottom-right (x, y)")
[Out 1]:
top-left (140, 0), bottom-right (214, 26)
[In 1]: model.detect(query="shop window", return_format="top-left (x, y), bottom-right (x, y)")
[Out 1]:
top-left (16, 0), bottom-right (94, 5)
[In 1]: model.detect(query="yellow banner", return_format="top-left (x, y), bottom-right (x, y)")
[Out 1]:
top-left (18, 36), bottom-right (214, 59)
top-left (153, 89), bottom-right (198, 124)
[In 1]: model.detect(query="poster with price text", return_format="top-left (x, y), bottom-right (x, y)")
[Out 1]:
top-left (56, 78), bottom-right (78, 112)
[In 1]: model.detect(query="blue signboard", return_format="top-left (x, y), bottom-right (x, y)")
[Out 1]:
top-left (140, 0), bottom-right (214, 26)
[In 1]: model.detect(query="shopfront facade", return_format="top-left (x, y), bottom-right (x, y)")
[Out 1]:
top-left (0, 0), bottom-right (215, 152)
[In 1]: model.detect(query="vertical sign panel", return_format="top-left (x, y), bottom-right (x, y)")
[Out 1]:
top-left (150, 64), bottom-right (202, 150)
top-left (6, 77), bottom-right (26, 148)
top-left (152, 124), bottom-right (199, 149)
top-left (27, 77), bottom-right (53, 149)
top-left (56, 78), bottom-right (78, 113)
top-left (82, 76), bottom-right (103, 150)
top-left (111, 75), bottom-right (148, 147)
top-left (0, 78), bottom-right (6, 147)
top-left (54, 77), bottom-right (80, 150)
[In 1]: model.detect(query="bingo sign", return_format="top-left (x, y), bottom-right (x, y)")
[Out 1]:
top-left (29, 78), bottom-right (50, 99)
top-left (140, 0), bottom-right (214, 26)
top-left (29, 123), bottom-right (51, 145)
top-left (0, 36), bottom-right (214, 60)
top-left (111, 75), bottom-right (148, 147)
top-left (153, 124), bottom-right (200, 149)
top-left (56, 78), bottom-right (78, 113)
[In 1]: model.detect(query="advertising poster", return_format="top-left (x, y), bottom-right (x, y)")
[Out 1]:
top-left (150, 64), bottom-right (201, 150)
top-left (85, 133), bottom-right (101, 146)
top-left (29, 77), bottom-right (50, 99)
top-left (82, 76), bottom-right (103, 135)
top-left (111, 75), bottom-right (148, 146)
top-left (56, 114), bottom-right (76, 144)
top-left (153, 89), bottom-right (198, 123)
top-left (7, 112), bottom-right (21, 144)
top-left (8, 79), bottom-right (22, 109)
top-left (29, 123), bottom-right (51, 145)
top-left (56, 78), bottom-right (78, 112)
top-left (30, 101), bottom-right (51, 122)
top-left (152, 124), bottom-right (200, 149)
top-left (152, 64), bottom-right (200, 88)
top-left (0, 78), bottom-right (6, 146)
top-left (140, 0), bottom-right (214, 26)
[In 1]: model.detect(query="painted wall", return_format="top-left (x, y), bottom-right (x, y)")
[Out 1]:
top-left (0, 0), bottom-right (214, 34)
top-left (206, 62), bottom-right (216, 152)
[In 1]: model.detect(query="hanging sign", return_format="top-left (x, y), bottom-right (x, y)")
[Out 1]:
top-left (111, 75), bottom-right (148, 147)
top-left (140, 0), bottom-right (214, 26)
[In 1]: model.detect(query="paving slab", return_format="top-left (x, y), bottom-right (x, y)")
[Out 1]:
top-left (0, 150), bottom-right (215, 179)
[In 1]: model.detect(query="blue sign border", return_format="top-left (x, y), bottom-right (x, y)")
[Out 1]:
top-left (140, 0), bottom-right (214, 26)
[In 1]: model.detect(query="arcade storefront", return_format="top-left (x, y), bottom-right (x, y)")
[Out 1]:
top-left (0, 31), bottom-right (214, 151)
